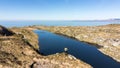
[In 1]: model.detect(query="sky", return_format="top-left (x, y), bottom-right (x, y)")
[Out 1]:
top-left (0, 0), bottom-right (120, 20)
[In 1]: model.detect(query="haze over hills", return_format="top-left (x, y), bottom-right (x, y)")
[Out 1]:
top-left (70, 18), bottom-right (120, 22)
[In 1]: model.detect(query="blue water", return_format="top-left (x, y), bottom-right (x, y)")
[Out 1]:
top-left (34, 30), bottom-right (120, 68)
top-left (0, 21), bottom-right (119, 27)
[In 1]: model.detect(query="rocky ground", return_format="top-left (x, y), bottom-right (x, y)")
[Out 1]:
top-left (30, 24), bottom-right (120, 62)
top-left (32, 53), bottom-right (91, 68)
top-left (0, 25), bottom-right (14, 36)
top-left (0, 25), bottom-right (92, 68)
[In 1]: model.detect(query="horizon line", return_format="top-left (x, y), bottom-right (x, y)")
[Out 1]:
top-left (0, 18), bottom-right (120, 21)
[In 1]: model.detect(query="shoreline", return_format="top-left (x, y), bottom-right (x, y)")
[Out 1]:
top-left (27, 24), bottom-right (120, 63)
top-left (0, 26), bottom-right (92, 68)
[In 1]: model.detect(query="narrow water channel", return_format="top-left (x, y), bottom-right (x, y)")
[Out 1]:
top-left (34, 30), bottom-right (120, 68)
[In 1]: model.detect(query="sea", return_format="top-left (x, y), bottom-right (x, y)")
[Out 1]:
top-left (0, 20), bottom-right (119, 27)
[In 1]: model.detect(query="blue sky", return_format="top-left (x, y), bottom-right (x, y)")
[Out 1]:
top-left (0, 0), bottom-right (120, 20)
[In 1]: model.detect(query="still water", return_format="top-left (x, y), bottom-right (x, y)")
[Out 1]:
top-left (34, 30), bottom-right (120, 68)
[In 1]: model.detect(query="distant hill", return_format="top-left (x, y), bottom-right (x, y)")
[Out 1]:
top-left (0, 25), bottom-right (14, 36)
top-left (110, 18), bottom-right (120, 20)
top-left (105, 18), bottom-right (120, 22)
top-left (71, 18), bottom-right (120, 22)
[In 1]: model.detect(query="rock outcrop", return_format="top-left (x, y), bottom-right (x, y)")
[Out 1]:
top-left (0, 25), bottom-right (14, 36)
top-left (32, 53), bottom-right (92, 68)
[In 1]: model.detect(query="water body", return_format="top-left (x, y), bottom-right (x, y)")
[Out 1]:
top-left (34, 30), bottom-right (120, 68)
top-left (0, 21), bottom-right (119, 27)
